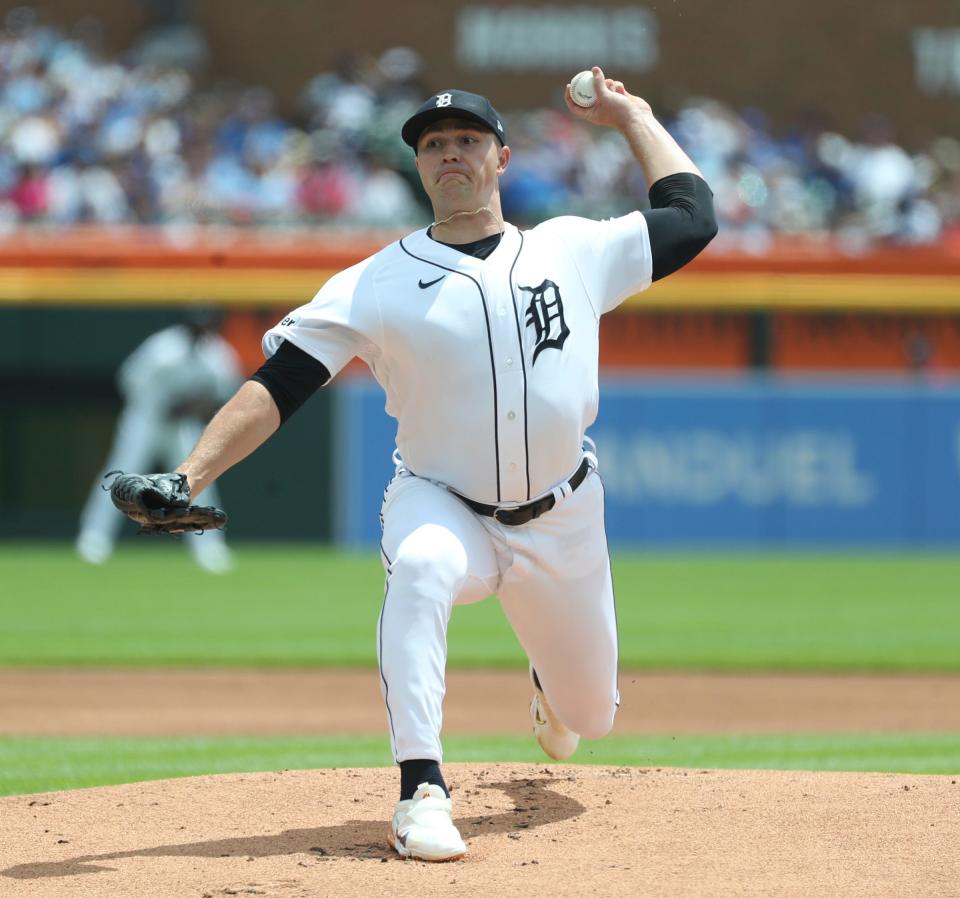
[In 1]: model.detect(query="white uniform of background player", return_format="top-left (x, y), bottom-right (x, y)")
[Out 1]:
top-left (169, 68), bottom-right (716, 861)
top-left (77, 314), bottom-right (240, 573)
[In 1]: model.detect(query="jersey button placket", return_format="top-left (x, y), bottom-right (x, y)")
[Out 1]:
top-left (483, 268), bottom-right (527, 500)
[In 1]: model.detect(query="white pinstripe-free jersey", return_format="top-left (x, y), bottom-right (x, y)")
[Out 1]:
top-left (263, 213), bottom-right (653, 504)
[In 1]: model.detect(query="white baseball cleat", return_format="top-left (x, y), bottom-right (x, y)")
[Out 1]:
top-left (530, 665), bottom-right (580, 760)
top-left (388, 782), bottom-right (467, 862)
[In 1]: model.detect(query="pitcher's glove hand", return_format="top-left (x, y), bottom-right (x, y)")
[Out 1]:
top-left (106, 471), bottom-right (227, 535)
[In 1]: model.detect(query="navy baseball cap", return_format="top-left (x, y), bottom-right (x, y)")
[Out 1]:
top-left (402, 89), bottom-right (507, 150)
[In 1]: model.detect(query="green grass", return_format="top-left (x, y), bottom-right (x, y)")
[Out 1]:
top-left (2, 543), bottom-right (958, 797)
top-left (1, 733), bottom-right (957, 796)
top-left (2, 543), bottom-right (959, 670)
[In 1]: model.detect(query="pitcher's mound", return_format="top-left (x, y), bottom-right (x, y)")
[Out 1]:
top-left (1, 763), bottom-right (957, 898)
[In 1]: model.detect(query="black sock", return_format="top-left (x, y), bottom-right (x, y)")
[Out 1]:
top-left (399, 759), bottom-right (448, 801)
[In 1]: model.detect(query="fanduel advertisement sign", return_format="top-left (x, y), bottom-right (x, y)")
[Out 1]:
top-left (597, 430), bottom-right (876, 508)
top-left (333, 377), bottom-right (960, 547)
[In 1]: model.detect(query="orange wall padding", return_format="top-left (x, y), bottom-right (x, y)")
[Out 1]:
top-left (599, 312), bottom-right (750, 369)
top-left (2, 228), bottom-right (959, 276)
top-left (773, 314), bottom-right (960, 372)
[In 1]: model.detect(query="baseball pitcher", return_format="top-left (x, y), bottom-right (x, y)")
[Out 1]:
top-left (109, 68), bottom-right (717, 861)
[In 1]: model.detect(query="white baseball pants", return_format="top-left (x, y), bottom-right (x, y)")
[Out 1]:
top-left (377, 463), bottom-right (619, 763)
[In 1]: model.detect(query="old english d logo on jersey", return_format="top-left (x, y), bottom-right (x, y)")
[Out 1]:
top-left (522, 279), bottom-right (570, 364)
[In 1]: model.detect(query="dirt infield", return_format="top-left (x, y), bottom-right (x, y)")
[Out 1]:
top-left (3, 668), bottom-right (960, 736)
top-left (1, 764), bottom-right (957, 898)
top-left (2, 669), bottom-right (959, 897)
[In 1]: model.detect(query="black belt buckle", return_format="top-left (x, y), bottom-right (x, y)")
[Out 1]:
top-left (494, 496), bottom-right (554, 526)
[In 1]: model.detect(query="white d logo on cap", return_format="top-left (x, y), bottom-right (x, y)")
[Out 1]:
top-left (435, 93), bottom-right (453, 108)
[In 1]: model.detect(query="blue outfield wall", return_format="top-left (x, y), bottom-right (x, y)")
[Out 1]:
top-left (332, 376), bottom-right (960, 548)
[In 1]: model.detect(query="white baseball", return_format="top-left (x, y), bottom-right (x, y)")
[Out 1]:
top-left (569, 70), bottom-right (596, 108)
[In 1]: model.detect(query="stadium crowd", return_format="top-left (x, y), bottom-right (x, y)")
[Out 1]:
top-left (2, 8), bottom-right (959, 247)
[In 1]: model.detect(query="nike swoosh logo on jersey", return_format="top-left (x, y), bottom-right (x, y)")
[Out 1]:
top-left (418, 276), bottom-right (445, 289)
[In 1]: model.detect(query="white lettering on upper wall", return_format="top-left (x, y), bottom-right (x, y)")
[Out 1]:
top-left (456, 5), bottom-right (659, 71)
top-left (596, 430), bottom-right (876, 508)
top-left (913, 27), bottom-right (960, 95)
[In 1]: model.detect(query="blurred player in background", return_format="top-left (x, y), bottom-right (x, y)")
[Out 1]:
top-left (76, 309), bottom-right (241, 573)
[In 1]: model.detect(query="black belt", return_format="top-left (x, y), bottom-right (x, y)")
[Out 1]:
top-left (454, 458), bottom-right (592, 526)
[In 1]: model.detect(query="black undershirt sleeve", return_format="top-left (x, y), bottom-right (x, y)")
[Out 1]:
top-left (249, 339), bottom-right (331, 425)
top-left (642, 173), bottom-right (718, 281)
